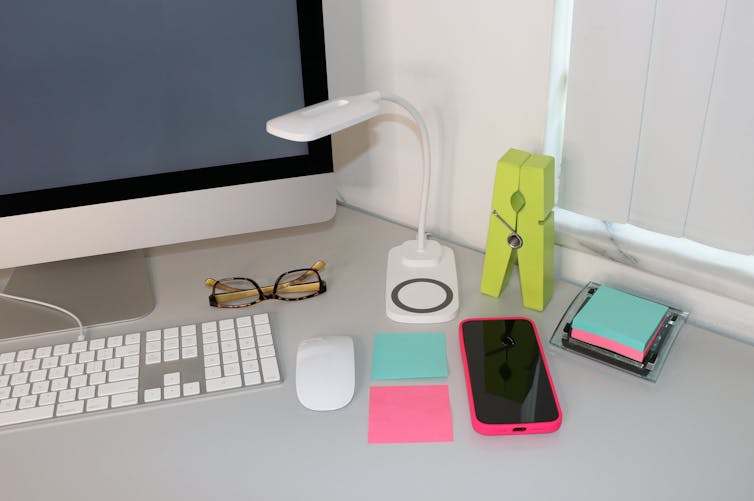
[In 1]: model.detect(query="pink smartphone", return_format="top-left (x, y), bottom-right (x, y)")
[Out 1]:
top-left (459, 317), bottom-right (562, 435)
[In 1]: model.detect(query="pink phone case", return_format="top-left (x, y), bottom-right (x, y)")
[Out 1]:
top-left (459, 317), bottom-right (562, 435)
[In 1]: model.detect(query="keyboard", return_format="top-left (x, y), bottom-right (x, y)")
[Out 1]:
top-left (0, 313), bottom-right (281, 429)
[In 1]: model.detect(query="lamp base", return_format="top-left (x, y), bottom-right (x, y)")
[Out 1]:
top-left (385, 239), bottom-right (459, 323)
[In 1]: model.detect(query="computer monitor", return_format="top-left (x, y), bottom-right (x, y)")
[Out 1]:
top-left (0, 1), bottom-right (334, 338)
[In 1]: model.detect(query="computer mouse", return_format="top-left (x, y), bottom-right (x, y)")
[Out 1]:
top-left (295, 336), bottom-right (355, 411)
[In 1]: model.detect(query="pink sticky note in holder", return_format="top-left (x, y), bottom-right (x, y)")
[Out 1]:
top-left (367, 385), bottom-right (453, 443)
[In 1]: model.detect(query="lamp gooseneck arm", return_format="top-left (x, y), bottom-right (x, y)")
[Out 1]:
top-left (379, 93), bottom-right (430, 253)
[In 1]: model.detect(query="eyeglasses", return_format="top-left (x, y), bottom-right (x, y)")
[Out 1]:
top-left (205, 260), bottom-right (327, 308)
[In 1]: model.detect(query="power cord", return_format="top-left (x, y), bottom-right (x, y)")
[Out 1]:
top-left (0, 291), bottom-right (86, 341)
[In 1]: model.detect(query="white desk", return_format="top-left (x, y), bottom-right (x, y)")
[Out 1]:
top-left (1, 206), bottom-right (753, 500)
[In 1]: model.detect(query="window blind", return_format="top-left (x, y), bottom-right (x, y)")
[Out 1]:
top-left (559, 0), bottom-right (754, 255)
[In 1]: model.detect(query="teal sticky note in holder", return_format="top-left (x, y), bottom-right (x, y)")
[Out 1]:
top-left (371, 332), bottom-right (448, 380)
top-left (550, 282), bottom-right (688, 382)
top-left (571, 285), bottom-right (668, 362)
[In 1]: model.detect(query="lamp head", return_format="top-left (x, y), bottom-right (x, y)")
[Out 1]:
top-left (266, 91), bottom-right (382, 142)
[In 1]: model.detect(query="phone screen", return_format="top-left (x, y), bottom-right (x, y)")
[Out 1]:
top-left (461, 318), bottom-right (559, 427)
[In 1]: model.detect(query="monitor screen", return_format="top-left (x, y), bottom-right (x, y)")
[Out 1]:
top-left (0, 0), bottom-right (334, 269)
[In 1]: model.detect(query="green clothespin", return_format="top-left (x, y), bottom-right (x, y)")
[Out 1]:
top-left (480, 148), bottom-right (554, 311)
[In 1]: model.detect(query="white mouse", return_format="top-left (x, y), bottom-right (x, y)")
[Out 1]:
top-left (295, 336), bottom-right (355, 411)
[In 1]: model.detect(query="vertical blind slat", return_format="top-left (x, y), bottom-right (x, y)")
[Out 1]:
top-left (628, 0), bottom-right (725, 236)
top-left (560, 0), bottom-right (655, 223)
top-left (685, 0), bottom-right (754, 254)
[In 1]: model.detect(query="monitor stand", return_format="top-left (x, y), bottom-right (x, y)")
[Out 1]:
top-left (0, 250), bottom-right (155, 341)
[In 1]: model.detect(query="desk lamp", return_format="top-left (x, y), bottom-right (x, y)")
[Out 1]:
top-left (267, 91), bottom-right (458, 323)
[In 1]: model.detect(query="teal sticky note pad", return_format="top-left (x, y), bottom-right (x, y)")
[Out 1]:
top-left (572, 286), bottom-right (667, 351)
top-left (371, 333), bottom-right (448, 380)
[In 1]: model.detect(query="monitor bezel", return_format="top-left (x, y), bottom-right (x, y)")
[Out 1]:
top-left (0, 0), bottom-right (332, 218)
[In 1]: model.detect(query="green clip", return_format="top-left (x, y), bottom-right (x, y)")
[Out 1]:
top-left (480, 148), bottom-right (554, 311)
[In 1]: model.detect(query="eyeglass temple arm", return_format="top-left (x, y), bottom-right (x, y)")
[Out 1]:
top-left (210, 282), bottom-right (323, 304)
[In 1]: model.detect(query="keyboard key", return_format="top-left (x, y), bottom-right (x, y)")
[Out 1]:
top-left (0, 353), bottom-right (15, 364)
top-left (108, 367), bottom-right (138, 382)
top-left (78, 351), bottom-right (95, 364)
top-left (244, 372), bottom-right (262, 386)
top-left (106, 336), bottom-right (123, 348)
top-left (255, 324), bottom-right (272, 336)
top-left (164, 385), bottom-right (180, 399)
top-left (4, 362), bottom-right (21, 375)
top-left (242, 360), bottom-right (259, 373)
top-left (201, 321), bottom-right (217, 333)
top-left (0, 404), bottom-right (54, 426)
top-left (18, 395), bottom-right (37, 409)
top-left (35, 346), bottom-right (52, 359)
top-left (96, 348), bottom-right (114, 360)
top-left (163, 338), bottom-right (179, 351)
top-left (123, 355), bottom-right (139, 368)
top-left (89, 339), bottom-right (105, 351)
top-left (77, 386), bottom-right (96, 400)
top-left (220, 329), bottom-right (236, 342)
top-left (115, 344), bottom-right (139, 358)
top-left (180, 325), bottom-right (196, 336)
top-left (164, 372), bottom-right (180, 386)
top-left (89, 372), bottom-right (107, 386)
top-left (145, 352), bottom-right (161, 365)
top-left (17, 349), bottom-right (34, 361)
top-left (146, 330), bottom-right (161, 342)
top-left (31, 381), bottom-right (50, 395)
top-left (12, 384), bottom-right (30, 398)
top-left (253, 313), bottom-right (269, 325)
top-left (10, 372), bottom-right (29, 386)
top-left (164, 349), bottom-right (179, 362)
top-left (205, 366), bottom-right (222, 380)
top-left (51, 378), bottom-right (69, 392)
top-left (204, 354), bottom-right (220, 367)
top-left (237, 326), bottom-right (253, 339)
top-left (182, 346), bottom-right (198, 359)
top-left (260, 357), bottom-right (280, 383)
top-left (98, 379), bottom-right (138, 397)
top-left (145, 341), bottom-right (161, 353)
top-left (0, 398), bottom-right (18, 412)
top-left (163, 327), bottom-right (179, 339)
top-left (58, 389), bottom-right (76, 403)
top-left (86, 396), bottom-right (109, 412)
top-left (104, 358), bottom-right (121, 371)
top-left (41, 356), bottom-right (59, 369)
top-left (218, 319), bottom-right (235, 331)
top-left (71, 341), bottom-right (88, 353)
top-left (257, 334), bottom-right (273, 347)
top-left (205, 375), bottom-right (242, 393)
top-left (258, 345), bottom-right (276, 358)
top-left (56, 400), bottom-right (84, 417)
top-left (224, 363), bottom-right (241, 376)
top-left (236, 316), bottom-right (252, 328)
top-left (183, 382), bottom-right (200, 396)
top-left (52, 344), bottom-right (70, 356)
top-left (124, 333), bottom-right (141, 345)
top-left (111, 392), bottom-right (137, 408)
top-left (144, 388), bottom-right (161, 402)
top-left (38, 392), bottom-right (57, 406)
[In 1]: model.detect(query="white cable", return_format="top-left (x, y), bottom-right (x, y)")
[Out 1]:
top-left (0, 292), bottom-right (86, 341)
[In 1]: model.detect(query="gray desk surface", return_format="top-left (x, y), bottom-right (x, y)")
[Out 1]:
top-left (1, 206), bottom-right (753, 500)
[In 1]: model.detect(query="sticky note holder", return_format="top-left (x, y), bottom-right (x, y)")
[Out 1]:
top-left (549, 282), bottom-right (688, 382)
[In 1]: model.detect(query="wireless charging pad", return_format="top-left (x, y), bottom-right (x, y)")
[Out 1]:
top-left (385, 239), bottom-right (459, 323)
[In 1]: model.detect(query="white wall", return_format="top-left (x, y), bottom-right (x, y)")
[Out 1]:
top-left (321, 0), bottom-right (754, 343)
top-left (323, 0), bottom-right (554, 250)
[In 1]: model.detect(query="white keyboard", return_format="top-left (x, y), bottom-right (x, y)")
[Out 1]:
top-left (0, 313), bottom-right (281, 429)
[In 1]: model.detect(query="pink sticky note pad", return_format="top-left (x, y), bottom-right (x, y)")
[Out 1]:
top-left (368, 385), bottom-right (453, 444)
